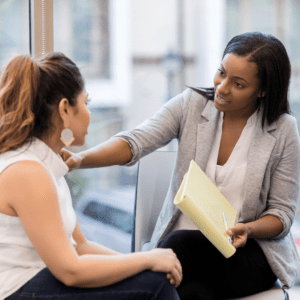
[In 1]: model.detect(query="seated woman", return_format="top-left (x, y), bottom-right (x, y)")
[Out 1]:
top-left (62, 32), bottom-right (300, 300)
top-left (0, 53), bottom-right (182, 300)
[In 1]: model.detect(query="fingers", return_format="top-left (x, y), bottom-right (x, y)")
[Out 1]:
top-left (59, 149), bottom-right (75, 171)
top-left (149, 248), bottom-right (183, 287)
top-left (59, 148), bottom-right (71, 159)
top-left (227, 225), bottom-right (248, 248)
top-left (166, 273), bottom-right (174, 285)
top-left (175, 256), bottom-right (182, 280)
top-left (64, 154), bottom-right (82, 171)
top-left (232, 239), bottom-right (242, 249)
top-left (167, 252), bottom-right (183, 287)
top-left (174, 259), bottom-right (183, 287)
top-left (226, 229), bottom-right (233, 236)
top-left (64, 157), bottom-right (75, 170)
top-left (167, 267), bottom-right (182, 287)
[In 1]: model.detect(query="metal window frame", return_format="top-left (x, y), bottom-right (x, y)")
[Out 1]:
top-left (30, 0), bottom-right (53, 58)
top-left (28, 0), bottom-right (131, 107)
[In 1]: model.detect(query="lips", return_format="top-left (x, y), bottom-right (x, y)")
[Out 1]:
top-left (215, 94), bottom-right (228, 103)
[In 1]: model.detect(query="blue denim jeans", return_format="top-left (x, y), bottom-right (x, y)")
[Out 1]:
top-left (5, 268), bottom-right (179, 300)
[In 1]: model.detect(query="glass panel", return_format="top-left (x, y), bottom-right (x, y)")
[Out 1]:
top-left (54, 0), bottom-right (110, 79)
top-left (0, 0), bottom-right (30, 66)
top-left (65, 111), bottom-right (137, 254)
top-left (226, 0), bottom-right (275, 41)
top-left (54, 0), bottom-right (135, 253)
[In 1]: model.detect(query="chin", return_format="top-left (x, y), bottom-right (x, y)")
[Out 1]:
top-left (214, 101), bottom-right (225, 112)
top-left (71, 139), bottom-right (85, 147)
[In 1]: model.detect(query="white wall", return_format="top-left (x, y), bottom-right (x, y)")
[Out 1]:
top-left (126, 0), bottom-right (226, 130)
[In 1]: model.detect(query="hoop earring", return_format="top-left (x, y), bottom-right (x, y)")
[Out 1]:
top-left (60, 128), bottom-right (75, 147)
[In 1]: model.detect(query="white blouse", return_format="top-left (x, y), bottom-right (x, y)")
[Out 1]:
top-left (0, 139), bottom-right (77, 299)
top-left (172, 111), bottom-right (258, 231)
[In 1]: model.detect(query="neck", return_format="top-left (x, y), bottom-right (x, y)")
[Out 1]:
top-left (40, 133), bottom-right (65, 154)
top-left (223, 107), bottom-right (257, 126)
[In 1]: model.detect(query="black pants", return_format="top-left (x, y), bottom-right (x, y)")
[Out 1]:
top-left (158, 230), bottom-right (277, 300)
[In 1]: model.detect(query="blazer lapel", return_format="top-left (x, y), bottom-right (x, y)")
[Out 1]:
top-left (162, 101), bottom-right (220, 239)
top-left (238, 112), bottom-right (277, 222)
top-left (195, 101), bottom-right (220, 170)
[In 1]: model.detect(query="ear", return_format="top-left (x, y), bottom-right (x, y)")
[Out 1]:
top-left (58, 98), bottom-right (72, 126)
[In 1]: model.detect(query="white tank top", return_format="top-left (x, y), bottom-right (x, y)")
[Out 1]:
top-left (0, 138), bottom-right (77, 299)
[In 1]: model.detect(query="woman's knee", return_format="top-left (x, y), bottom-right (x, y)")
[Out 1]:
top-left (158, 230), bottom-right (200, 249)
top-left (158, 230), bottom-right (212, 257)
top-left (134, 271), bottom-right (179, 300)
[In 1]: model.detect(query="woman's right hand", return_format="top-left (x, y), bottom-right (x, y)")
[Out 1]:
top-left (147, 248), bottom-right (182, 287)
top-left (60, 148), bottom-right (83, 171)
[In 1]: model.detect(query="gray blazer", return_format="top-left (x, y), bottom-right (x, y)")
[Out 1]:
top-left (115, 88), bottom-right (300, 288)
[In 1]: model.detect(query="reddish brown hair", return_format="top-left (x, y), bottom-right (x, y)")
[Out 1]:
top-left (0, 53), bottom-right (84, 154)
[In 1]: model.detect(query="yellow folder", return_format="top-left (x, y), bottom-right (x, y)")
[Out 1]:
top-left (174, 159), bottom-right (237, 258)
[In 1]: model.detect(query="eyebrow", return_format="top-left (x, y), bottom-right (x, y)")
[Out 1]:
top-left (220, 64), bottom-right (248, 83)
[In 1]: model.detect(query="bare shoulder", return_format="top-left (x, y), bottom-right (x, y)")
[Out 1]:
top-left (0, 160), bottom-right (54, 191)
top-left (0, 160), bottom-right (56, 215)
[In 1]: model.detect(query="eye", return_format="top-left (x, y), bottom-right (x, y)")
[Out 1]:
top-left (218, 68), bottom-right (225, 76)
top-left (235, 82), bottom-right (244, 88)
top-left (86, 98), bottom-right (92, 105)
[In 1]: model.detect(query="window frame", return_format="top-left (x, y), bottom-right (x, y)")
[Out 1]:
top-left (30, 0), bottom-right (131, 107)
top-left (84, 0), bottom-right (131, 107)
top-left (30, 0), bottom-right (54, 58)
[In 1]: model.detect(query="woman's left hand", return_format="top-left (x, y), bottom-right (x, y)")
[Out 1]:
top-left (227, 223), bottom-right (248, 249)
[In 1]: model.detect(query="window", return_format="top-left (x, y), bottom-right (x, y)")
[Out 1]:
top-left (53, 0), bottom-right (131, 107)
top-left (3, 0), bottom-right (300, 258)
top-left (83, 201), bottom-right (133, 234)
top-left (0, 0), bottom-right (30, 67)
top-left (52, 0), bottom-right (134, 253)
top-left (54, 0), bottom-right (110, 79)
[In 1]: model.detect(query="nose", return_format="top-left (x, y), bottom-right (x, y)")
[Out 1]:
top-left (217, 78), bottom-right (230, 96)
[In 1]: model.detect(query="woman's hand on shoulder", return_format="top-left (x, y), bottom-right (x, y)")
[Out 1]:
top-left (146, 248), bottom-right (182, 287)
top-left (60, 148), bottom-right (83, 171)
top-left (227, 223), bottom-right (248, 248)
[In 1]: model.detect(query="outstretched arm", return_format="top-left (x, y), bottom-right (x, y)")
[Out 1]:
top-left (61, 138), bottom-right (132, 171)
top-left (61, 90), bottom-right (188, 171)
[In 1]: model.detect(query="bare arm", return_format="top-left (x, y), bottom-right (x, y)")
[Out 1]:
top-left (228, 215), bottom-right (283, 248)
top-left (3, 161), bottom-right (182, 288)
top-left (73, 212), bottom-right (180, 286)
top-left (61, 138), bottom-right (132, 170)
top-left (73, 221), bottom-right (120, 256)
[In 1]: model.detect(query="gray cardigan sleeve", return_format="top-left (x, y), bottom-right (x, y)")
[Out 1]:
top-left (259, 116), bottom-right (300, 239)
top-left (113, 89), bottom-right (192, 166)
